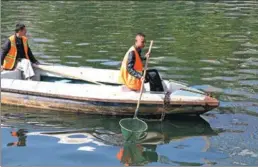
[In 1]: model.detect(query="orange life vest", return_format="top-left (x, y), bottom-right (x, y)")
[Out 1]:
top-left (2, 35), bottom-right (29, 70)
top-left (119, 46), bottom-right (143, 91)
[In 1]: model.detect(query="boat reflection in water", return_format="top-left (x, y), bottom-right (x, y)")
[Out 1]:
top-left (115, 116), bottom-right (218, 166)
top-left (8, 114), bottom-right (218, 166)
top-left (116, 142), bottom-right (207, 166)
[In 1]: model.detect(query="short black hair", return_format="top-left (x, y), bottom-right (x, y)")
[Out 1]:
top-left (15, 23), bottom-right (26, 33)
top-left (136, 32), bottom-right (145, 38)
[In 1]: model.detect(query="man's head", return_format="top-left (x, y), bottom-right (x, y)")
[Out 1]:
top-left (135, 33), bottom-right (146, 49)
top-left (15, 23), bottom-right (27, 36)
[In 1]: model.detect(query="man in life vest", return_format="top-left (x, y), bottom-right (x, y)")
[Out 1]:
top-left (1, 23), bottom-right (39, 80)
top-left (119, 33), bottom-right (164, 92)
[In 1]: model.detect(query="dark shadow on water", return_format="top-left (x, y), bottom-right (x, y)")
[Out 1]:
top-left (117, 142), bottom-right (205, 166)
top-left (7, 129), bottom-right (28, 147)
top-left (114, 115), bottom-right (218, 166)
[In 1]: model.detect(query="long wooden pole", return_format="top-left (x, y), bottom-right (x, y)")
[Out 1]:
top-left (134, 40), bottom-right (153, 118)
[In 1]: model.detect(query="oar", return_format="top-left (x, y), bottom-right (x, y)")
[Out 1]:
top-left (134, 40), bottom-right (154, 118)
top-left (33, 64), bottom-right (104, 85)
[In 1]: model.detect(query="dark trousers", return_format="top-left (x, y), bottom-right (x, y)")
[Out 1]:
top-left (145, 69), bottom-right (164, 92)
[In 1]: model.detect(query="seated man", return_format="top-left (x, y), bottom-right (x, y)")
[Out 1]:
top-left (119, 33), bottom-right (164, 92)
top-left (1, 23), bottom-right (39, 80)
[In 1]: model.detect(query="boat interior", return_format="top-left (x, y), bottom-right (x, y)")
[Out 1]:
top-left (1, 65), bottom-right (201, 94)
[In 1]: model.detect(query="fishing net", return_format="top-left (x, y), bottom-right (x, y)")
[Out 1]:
top-left (119, 118), bottom-right (148, 142)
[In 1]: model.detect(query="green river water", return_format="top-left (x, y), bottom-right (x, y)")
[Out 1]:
top-left (1, 1), bottom-right (258, 166)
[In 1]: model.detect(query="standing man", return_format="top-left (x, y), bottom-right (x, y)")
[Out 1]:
top-left (119, 33), bottom-right (164, 92)
top-left (1, 23), bottom-right (39, 80)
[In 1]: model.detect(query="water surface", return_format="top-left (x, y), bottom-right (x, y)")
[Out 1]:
top-left (1, 1), bottom-right (258, 166)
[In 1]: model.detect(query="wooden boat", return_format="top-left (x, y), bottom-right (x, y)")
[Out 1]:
top-left (1, 64), bottom-right (219, 116)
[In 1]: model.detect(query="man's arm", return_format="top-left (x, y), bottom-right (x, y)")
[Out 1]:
top-left (1, 40), bottom-right (11, 65)
top-left (27, 46), bottom-right (39, 64)
top-left (127, 51), bottom-right (142, 79)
